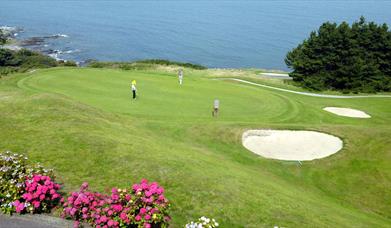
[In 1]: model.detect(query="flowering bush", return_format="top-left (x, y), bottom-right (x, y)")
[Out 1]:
top-left (61, 182), bottom-right (113, 228)
top-left (62, 179), bottom-right (171, 228)
top-left (185, 216), bottom-right (219, 228)
top-left (1, 151), bottom-right (173, 227)
top-left (13, 174), bottom-right (63, 213)
top-left (0, 151), bottom-right (54, 214)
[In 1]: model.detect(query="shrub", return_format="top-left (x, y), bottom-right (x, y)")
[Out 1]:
top-left (0, 48), bottom-right (59, 76)
top-left (134, 59), bottom-right (207, 70)
top-left (185, 216), bottom-right (219, 228)
top-left (88, 59), bottom-right (207, 70)
top-left (0, 151), bottom-right (54, 214)
top-left (0, 30), bottom-right (6, 44)
top-left (62, 179), bottom-right (171, 228)
top-left (88, 61), bottom-right (108, 68)
top-left (13, 174), bottom-right (62, 213)
top-left (63, 60), bottom-right (78, 67)
top-left (285, 17), bottom-right (391, 92)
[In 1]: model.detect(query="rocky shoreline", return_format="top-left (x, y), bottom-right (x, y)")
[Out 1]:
top-left (0, 26), bottom-right (23, 50)
top-left (1, 26), bottom-right (77, 64)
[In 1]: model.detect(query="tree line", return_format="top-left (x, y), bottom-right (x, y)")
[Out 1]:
top-left (286, 17), bottom-right (391, 93)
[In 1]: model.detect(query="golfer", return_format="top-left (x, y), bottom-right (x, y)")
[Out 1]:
top-left (178, 68), bottom-right (183, 85)
top-left (212, 99), bottom-right (220, 117)
top-left (131, 81), bottom-right (137, 99)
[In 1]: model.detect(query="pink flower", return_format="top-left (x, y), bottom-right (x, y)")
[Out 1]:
top-left (112, 204), bottom-right (122, 212)
top-left (42, 186), bottom-right (48, 194)
top-left (107, 220), bottom-right (114, 227)
top-left (120, 212), bottom-right (128, 221)
top-left (70, 208), bottom-right (77, 216)
top-left (144, 223), bottom-right (151, 228)
top-left (13, 200), bottom-right (24, 213)
top-left (82, 207), bottom-right (88, 214)
top-left (143, 197), bottom-right (153, 203)
top-left (141, 183), bottom-right (148, 190)
top-left (64, 207), bottom-right (71, 214)
top-left (145, 214), bottom-right (151, 220)
top-left (52, 194), bottom-right (60, 200)
top-left (111, 194), bottom-right (119, 201)
top-left (145, 191), bottom-right (152, 197)
top-left (32, 201), bottom-right (40, 208)
top-left (100, 216), bottom-right (108, 223)
top-left (111, 188), bottom-right (118, 194)
top-left (132, 184), bottom-right (140, 192)
top-left (39, 194), bottom-right (46, 201)
top-left (125, 194), bottom-right (131, 201)
top-left (33, 175), bottom-right (41, 182)
top-left (140, 208), bottom-right (147, 214)
top-left (135, 215), bottom-right (142, 221)
top-left (23, 193), bottom-right (33, 201)
top-left (156, 188), bottom-right (164, 195)
top-left (74, 199), bottom-right (81, 206)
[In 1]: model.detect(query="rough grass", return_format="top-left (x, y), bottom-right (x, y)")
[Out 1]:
top-left (1, 67), bottom-right (390, 227)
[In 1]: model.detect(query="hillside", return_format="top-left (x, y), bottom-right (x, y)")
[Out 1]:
top-left (1, 66), bottom-right (390, 227)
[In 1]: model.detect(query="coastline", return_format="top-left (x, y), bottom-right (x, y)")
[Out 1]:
top-left (0, 26), bottom-right (75, 63)
top-left (1, 25), bottom-right (291, 72)
top-left (1, 25), bottom-right (290, 71)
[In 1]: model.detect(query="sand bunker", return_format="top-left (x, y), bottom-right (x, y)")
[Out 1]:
top-left (323, 107), bottom-right (371, 118)
top-left (242, 130), bottom-right (343, 161)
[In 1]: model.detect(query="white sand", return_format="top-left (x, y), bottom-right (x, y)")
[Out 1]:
top-left (323, 107), bottom-right (371, 118)
top-left (242, 130), bottom-right (343, 161)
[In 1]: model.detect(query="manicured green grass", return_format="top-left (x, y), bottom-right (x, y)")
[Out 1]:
top-left (1, 67), bottom-right (390, 227)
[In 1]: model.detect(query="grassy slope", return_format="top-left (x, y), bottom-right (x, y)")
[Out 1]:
top-left (203, 68), bottom-right (391, 96)
top-left (1, 67), bottom-right (390, 227)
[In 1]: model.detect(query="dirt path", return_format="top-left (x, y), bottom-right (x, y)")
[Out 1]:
top-left (0, 214), bottom-right (74, 228)
top-left (221, 78), bottom-right (391, 99)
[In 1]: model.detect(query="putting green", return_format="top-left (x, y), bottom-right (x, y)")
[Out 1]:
top-left (1, 67), bottom-right (390, 227)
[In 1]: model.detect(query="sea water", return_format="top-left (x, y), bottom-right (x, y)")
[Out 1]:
top-left (1, 0), bottom-right (390, 70)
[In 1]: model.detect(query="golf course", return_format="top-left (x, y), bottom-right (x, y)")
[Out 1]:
top-left (1, 65), bottom-right (390, 227)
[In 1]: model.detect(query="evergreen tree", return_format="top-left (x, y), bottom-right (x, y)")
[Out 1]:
top-left (286, 17), bottom-right (391, 92)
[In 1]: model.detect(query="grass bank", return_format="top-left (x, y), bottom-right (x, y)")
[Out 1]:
top-left (1, 66), bottom-right (390, 227)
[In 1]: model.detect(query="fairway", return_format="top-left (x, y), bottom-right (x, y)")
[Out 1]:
top-left (1, 67), bottom-right (391, 227)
